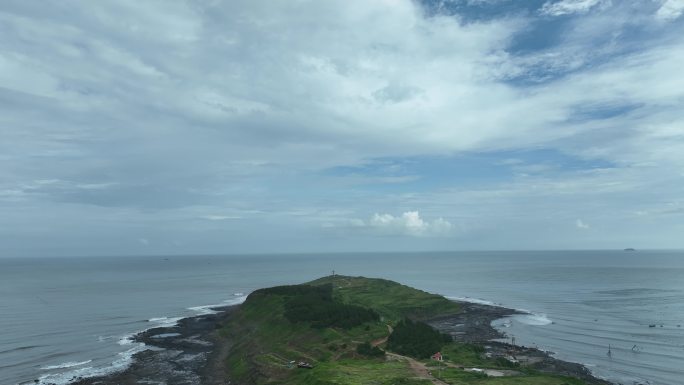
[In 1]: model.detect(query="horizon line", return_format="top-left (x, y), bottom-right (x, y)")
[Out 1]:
top-left (2, 248), bottom-right (682, 259)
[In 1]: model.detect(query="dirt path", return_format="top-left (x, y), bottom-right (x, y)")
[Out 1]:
top-left (371, 324), bottom-right (393, 347)
top-left (371, 335), bottom-right (388, 347)
top-left (379, 325), bottom-right (448, 385)
top-left (386, 352), bottom-right (449, 385)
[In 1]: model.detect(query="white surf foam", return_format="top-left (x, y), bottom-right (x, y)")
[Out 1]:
top-left (40, 360), bottom-right (92, 370)
top-left (37, 344), bottom-right (145, 385)
top-left (148, 316), bottom-right (183, 327)
top-left (514, 312), bottom-right (553, 326)
top-left (116, 315), bottom-right (183, 347)
top-left (226, 294), bottom-right (248, 305)
top-left (446, 294), bottom-right (553, 327)
top-left (187, 304), bottom-right (221, 315)
top-left (117, 332), bottom-right (137, 346)
top-left (187, 294), bottom-right (248, 315)
top-left (446, 295), bottom-right (500, 307)
top-left (150, 333), bottom-right (181, 339)
top-left (39, 295), bottom-right (250, 385)
top-left (97, 335), bottom-right (114, 342)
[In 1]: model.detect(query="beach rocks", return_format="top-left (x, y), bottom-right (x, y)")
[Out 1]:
top-left (428, 302), bottom-right (518, 343)
top-left (427, 301), bottom-right (613, 385)
top-left (70, 306), bottom-right (237, 385)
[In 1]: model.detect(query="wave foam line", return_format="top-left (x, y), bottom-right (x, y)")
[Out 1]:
top-left (187, 294), bottom-right (248, 315)
top-left (147, 316), bottom-right (183, 327)
top-left (40, 294), bottom-right (250, 385)
top-left (38, 344), bottom-right (145, 385)
top-left (446, 294), bottom-right (554, 326)
top-left (446, 295), bottom-right (501, 307)
top-left (40, 360), bottom-right (92, 370)
top-left (513, 312), bottom-right (553, 326)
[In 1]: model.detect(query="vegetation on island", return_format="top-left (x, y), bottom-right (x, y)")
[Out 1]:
top-left (387, 318), bottom-right (452, 359)
top-left (219, 275), bottom-right (595, 385)
top-left (274, 283), bottom-right (379, 329)
top-left (355, 341), bottom-right (385, 357)
top-left (308, 275), bottom-right (461, 321)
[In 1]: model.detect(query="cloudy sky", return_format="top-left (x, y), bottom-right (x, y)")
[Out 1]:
top-left (1, 0), bottom-right (684, 257)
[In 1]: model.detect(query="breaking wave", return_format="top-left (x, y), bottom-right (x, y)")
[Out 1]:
top-left (40, 360), bottom-right (92, 370)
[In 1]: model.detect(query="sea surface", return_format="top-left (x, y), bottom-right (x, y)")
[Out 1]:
top-left (1, 251), bottom-right (683, 385)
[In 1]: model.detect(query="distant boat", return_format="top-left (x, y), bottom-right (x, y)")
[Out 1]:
top-left (624, 248), bottom-right (636, 252)
top-left (648, 324), bottom-right (656, 328)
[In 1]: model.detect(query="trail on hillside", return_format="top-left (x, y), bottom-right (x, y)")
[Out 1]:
top-left (371, 324), bottom-right (393, 347)
top-left (386, 352), bottom-right (448, 385)
top-left (379, 324), bottom-right (448, 385)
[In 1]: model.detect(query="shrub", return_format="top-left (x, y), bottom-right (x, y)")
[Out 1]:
top-left (387, 319), bottom-right (450, 358)
top-left (356, 342), bottom-right (385, 357)
top-left (254, 283), bottom-right (379, 329)
top-left (251, 283), bottom-right (333, 300)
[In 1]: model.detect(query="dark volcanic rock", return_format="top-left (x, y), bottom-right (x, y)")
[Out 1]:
top-left (68, 296), bottom-right (613, 385)
top-left (428, 302), bottom-right (518, 342)
top-left (429, 301), bottom-right (613, 385)
top-left (70, 306), bottom-right (237, 385)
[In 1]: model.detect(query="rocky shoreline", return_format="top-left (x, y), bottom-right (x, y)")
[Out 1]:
top-left (68, 306), bottom-right (238, 385)
top-left (429, 301), bottom-right (614, 385)
top-left (64, 300), bottom-right (614, 385)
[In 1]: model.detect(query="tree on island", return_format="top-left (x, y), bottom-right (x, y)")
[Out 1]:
top-left (254, 283), bottom-right (379, 329)
top-left (356, 341), bottom-right (385, 357)
top-left (387, 318), bottom-right (452, 359)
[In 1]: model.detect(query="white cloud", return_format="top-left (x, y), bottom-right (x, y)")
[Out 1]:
top-left (199, 215), bottom-right (242, 221)
top-left (2, 0), bottom-right (680, 181)
top-left (0, 0), bottom-right (528, 165)
top-left (138, 238), bottom-right (150, 246)
top-left (365, 211), bottom-right (453, 237)
top-left (2, 1), bottom-right (684, 254)
top-left (74, 182), bottom-right (118, 190)
top-left (576, 219), bottom-right (590, 229)
top-left (540, 0), bottom-right (609, 16)
top-left (656, 0), bottom-right (684, 21)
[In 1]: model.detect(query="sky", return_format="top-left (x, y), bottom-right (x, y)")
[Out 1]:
top-left (1, 0), bottom-right (684, 257)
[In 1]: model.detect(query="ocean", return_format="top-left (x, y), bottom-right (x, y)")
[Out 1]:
top-left (1, 251), bottom-right (682, 385)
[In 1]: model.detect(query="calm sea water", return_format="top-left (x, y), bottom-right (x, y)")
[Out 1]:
top-left (1, 251), bottom-right (683, 385)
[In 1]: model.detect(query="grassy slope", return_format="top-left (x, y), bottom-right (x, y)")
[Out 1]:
top-left (309, 275), bottom-right (461, 322)
top-left (220, 275), bottom-right (591, 385)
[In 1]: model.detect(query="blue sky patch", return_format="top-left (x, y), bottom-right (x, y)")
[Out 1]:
top-left (324, 149), bottom-right (615, 193)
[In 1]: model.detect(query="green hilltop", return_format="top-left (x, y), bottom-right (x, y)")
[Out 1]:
top-left (308, 275), bottom-right (461, 322)
top-left (218, 275), bottom-right (590, 385)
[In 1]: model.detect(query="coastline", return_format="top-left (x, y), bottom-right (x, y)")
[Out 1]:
top-left (430, 301), bottom-right (614, 385)
top-left (67, 305), bottom-right (238, 385)
top-left (62, 299), bottom-right (614, 385)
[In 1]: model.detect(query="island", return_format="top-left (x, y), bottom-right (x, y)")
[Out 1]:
top-left (71, 276), bottom-right (612, 385)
